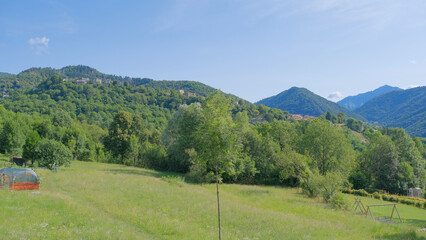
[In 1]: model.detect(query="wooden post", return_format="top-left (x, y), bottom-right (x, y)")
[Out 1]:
top-left (216, 165), bottom-right (222, 240)
top-left (354, 198), bottom-right (366, 214)
top-left (394, 205), bottom-right (403, 223)
top-left (365, 203), bottom-right (402, 223)
top-left (353, 198), bottom-right (359, 209)
top-left (390, 205), bottom-right (395, 220)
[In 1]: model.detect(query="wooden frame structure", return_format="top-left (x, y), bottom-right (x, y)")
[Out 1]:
top-left (353, 197), bottom-right (366, 214)
top-left (365, 203), bottom-right (402, 223)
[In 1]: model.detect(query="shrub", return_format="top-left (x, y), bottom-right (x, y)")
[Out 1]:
top-left (352, 189), bottom-right (369, 197)
top-left (341, 188), bottom-right (351, 194)
top-left (366, 188), bottom-right (384, 194)
top-left (301, 172), bottom-right (346, 203)
top-left (372, 192), bottom-right (381, 200)
top-left (301, 172), bottom-right (323, 198)
top-left (388, 196), bottom-right (398, 203)
top-left (382, 195), bottom-right (390, 201)
top-left (161, 175), bottom-right (185, 186)
top-left (329, 193), bottom-right (348, 210)
top-left (34, 139), bottom-right (72, 170)
top-left (321, 173), bottom-right (346, 202)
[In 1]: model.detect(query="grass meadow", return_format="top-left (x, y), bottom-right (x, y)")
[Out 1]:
top-left (0, 159), bottom-right (425, 239)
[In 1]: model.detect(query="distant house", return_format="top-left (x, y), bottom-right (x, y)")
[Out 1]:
top-left (291, 114), bottom-right (317, 121)
top-left (186, 92), bottom-right (196, 97)
top-left (179, 89), bottom-right (196, 97)
top-left (76, 77), bottom-right (90, 85)
top-left (93, 78), bottom-right (102, 84)
top-left (291, 114), bottom-right (304, 120)
top-left (408, 188), bottom-right (422, 198)
top-left (303, 115), bottom-right (317, 120)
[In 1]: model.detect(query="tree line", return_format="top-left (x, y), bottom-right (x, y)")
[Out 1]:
top-left (0, 78), bottom-right (424, 197)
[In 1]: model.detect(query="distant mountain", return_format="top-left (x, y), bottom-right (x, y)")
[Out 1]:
top-left (255, 87), bottom-right (366, 120)
top-left (338, 85), bottom-right (402, 110)
top-left (355, 86), bottom-right (426, 137)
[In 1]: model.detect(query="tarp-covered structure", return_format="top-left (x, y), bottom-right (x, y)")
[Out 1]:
top-left (0, 168), bottom-right (40, 190)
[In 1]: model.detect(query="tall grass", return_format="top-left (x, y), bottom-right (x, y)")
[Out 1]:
top-left (0, 161), bottom-right (424, 239)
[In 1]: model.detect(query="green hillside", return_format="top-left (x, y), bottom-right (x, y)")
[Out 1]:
top-left (0, 78), bottom-right (284, 130)
top-left (0, 72), bottom-right (13, 79)
top-left (0, 160), bottom-right (424, 240)
top-left (256, 87), bottom-right (366, 120)
top-left (0, 65), bottom-right (217, 97)
top-left (355, 86), bottom-right (426, 137)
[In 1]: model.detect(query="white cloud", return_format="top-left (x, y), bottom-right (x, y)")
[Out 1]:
top-left (410, 60), bottom-right (417, 64)
top-left (404, 85), bottom-right (419, 89)
top-left (28, 37), bottom-right (50, 54)
top-left (327, 91), bottom-right (343, 101)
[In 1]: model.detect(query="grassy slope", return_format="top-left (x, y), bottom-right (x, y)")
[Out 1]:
top-left (0, 160), bottom-right (425, 240)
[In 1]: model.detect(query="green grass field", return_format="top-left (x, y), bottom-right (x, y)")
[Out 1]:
top-left (0, 160), bottom-right (425, 239)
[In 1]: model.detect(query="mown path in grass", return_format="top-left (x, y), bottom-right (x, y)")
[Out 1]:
top-left (0, 161), bottom-right (425, 239)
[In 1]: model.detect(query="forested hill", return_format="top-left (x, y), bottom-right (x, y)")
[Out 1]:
top-left (0, 75), bottom-right (288, 129)
top-left (0, 72), bottom-right (13, 79)
top-left (0, 65), bottom-right (217, 97)
top-left (255, 87), bottom-right (366, 120)
top-left (338, 85), bottom-right (401, 110)
top-left (355, 86), bottom-right (426, 137)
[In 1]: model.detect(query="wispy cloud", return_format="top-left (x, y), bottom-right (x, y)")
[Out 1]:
top-left (28, 37), bottom-right (50, 55)
top-left (410, 60), bottom-right (417, 64)
top-left (238, 0), bottom-right (426, 30)
top-left (301, 0), bottom-right (402, 29)
top-left (404, 85), bottom-right (420, 89)
top-left (154, 0), bottom-right (210, 32)
top-left (327, 91), bottom-right (343, 101)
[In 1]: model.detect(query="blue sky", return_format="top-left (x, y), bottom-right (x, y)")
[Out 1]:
top-left (1, 0), bottom-right (425, 102)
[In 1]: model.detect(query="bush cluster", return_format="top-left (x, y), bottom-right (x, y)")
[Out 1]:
top-left (352, 189), bottom-right (370, 197)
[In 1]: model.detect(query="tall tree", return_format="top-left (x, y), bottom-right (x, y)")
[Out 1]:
top-left (364, 134), bottom-right (399, 193)
top-left (388, 128), bottom-right (425, 188)
top-left (0, 118), bottom-right (27, 156)
top-left (22, 130), bottom-right (42, 165)
top-left (300, 119), bottom-right (355, 176)
top-left (162, 103), bottom-right (203, 172)
top-left (195, 91), bottom-right (237, 240)
top-left (104, 111), bottom-right (147, 164)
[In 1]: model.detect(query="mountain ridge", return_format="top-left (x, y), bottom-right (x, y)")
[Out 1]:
top-left (355, 86), bottom-right (426, 137)
top-left (255, 87), bottom-right (366, 121)
top-left (338, 85), bottom-right (402, 110)
top-left (0, 65), bottom-right (218, 97)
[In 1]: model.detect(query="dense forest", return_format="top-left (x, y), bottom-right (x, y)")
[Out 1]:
top-left (1, 65), bottom-right (221, 98)
top-left (0, 67), bottom-right (425, 201)
top-left (355, 86), bottom-right (426, 138)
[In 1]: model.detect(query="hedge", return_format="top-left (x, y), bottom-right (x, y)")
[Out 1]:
top-left (342, 188), bottom-right (426, 210)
